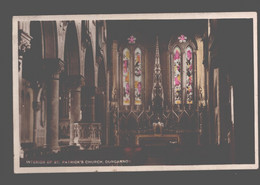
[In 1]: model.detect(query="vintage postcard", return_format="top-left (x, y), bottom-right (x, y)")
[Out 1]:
top-left (13, 12), bottom-right (258, 173)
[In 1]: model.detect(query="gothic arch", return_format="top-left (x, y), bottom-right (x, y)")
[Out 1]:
top-left (85, 40), bottom-right (95, 88)
top-left (41, 21), bottom-right (58, 59)
top-left (127, 113), bottom-right (138, 130)
top-left (64, 21), bottom-right (80, 76)
top-left (81, 39), bottom-right (95, 122)
top-left (29, 21), bottom-right (43, 58)
top-left (168, 34), bottom-right (197, 110)
top-left (23, 21), bottom-right (43, 81)
top-left (59, 21), bottom-right (81, 121)
top-left (168, 34), bottom-right (198, 51)
top-left (96, 59), bottom-right (106, 123)
top-left (98, 59), bottom-right (106, 91)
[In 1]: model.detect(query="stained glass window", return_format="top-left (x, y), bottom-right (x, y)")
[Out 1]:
top-left (121, 36), bottom-right (144, 107)
top-left (171, 35), bottom-right (195, 107)
top-left (173, 47), bottom-right (182, 104)
top-left (185, 46), bottom-right (193, 104)
top-left (134, 48), bottom-right (142, 105)
top-left (123, 48), bottom-right (130, 105)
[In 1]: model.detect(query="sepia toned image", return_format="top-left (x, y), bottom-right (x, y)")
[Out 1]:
top-left (13, 12), bottom-right (258, 173)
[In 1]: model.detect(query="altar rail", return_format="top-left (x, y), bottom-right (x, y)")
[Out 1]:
top-left (76, 123), bottom-right (102, 150)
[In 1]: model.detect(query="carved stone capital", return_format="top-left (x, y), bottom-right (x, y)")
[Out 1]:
top-left (66, 75), bottom-right (85, 89)
top-left (43, 58), bottom-right (64, 75)
top-left (18, 30), bottom-right (33, 56)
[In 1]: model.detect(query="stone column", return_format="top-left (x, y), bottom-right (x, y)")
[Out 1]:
top-left (18, 30), bottom-right (32, 158)
top-left (67, 75), bottom-right (85, 145)
top-left (32, 84), bottom-right (44, 146)
top-left (44, 59), bottom-right (64, 152)
top-left (33, 100), bottom-right (41, 145)
top-left (105, 73), bottom-right (110, 146)
top-left (81, 85), bottom-right (95, 123)
top-left (91, 95), bottom-right (96, 122)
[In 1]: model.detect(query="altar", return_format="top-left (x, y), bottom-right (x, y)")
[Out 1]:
top-left (135, 134), bottom-right (180, 146)
top-left (133, 37), bottom-right (183, 147)
top-left (114, 36), bottom-right (197, 148)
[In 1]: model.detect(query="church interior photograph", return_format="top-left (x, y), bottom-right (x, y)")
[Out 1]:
top-left (14, 15), bottom-right (256, 170)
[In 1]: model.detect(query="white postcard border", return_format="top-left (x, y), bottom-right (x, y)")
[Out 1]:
top-left (13, 12), bottom-right (258, 173)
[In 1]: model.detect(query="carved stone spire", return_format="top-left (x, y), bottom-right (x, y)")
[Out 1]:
top-left (151, 36), bottom-right (164, 112)
top-left (152, 36), bottom-right (164, 101)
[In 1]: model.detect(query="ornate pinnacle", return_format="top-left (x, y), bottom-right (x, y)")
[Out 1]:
top-left (152, 36), bottom-right (164, 103)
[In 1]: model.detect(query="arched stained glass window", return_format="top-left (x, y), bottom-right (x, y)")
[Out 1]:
top-left (134, 48), bottom-right (142, 105)
top-left (173, 47), bottom-right (182, 104)
top-left (170, 35), bottom-right (195, 107)
top-left (185, 46), bottom-right (193, 104)
top-left (123, 48), bottom-right (130, 105)
top-left (120, 36), bottom-right (144, 109)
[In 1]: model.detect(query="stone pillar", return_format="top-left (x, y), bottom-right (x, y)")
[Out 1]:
top-left (33, 101), bottom-right (41, 145)
top-left (81, 85), bottom-right (96, 123)
top-left (44, 59), bottom-right (64, 152)
top-left (105, 73), bottom-right (110, 146)
top-left (71, 87), bottom-right (82, 121)
top-left (91, 95), bottom-right (96, 122)
top-left (32, 84), bottom-right (44, 146)
top-left (67, 75), bottom-right (85, 145)
top-left (18, 30), bottom-right (32, 158)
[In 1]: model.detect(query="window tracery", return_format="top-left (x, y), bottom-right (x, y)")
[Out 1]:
top-left (170, 35), bottom-right (196, 108)
top-left (121, 36), bottom-right (144, 109)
